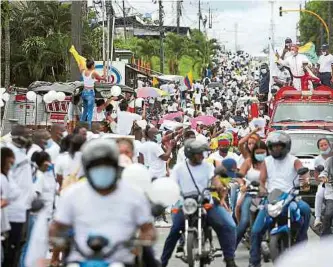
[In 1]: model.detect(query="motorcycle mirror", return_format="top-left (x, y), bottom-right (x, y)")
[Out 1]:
top-left (151, 204), bottom-right (165, 217)
top-left (87, 236), bottom-right (109, 252)
top-left (297, 167), bottom-right (309, 176)
top-left (315, 165), bottom-right (324, 173)
top-left (30, 198), bottom-right (44, 212)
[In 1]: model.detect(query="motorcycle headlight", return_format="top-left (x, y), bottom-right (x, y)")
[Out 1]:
top-left (183, 198), bottom-right (198, 215)
top-left (267, 200), bottom-right (283, 218)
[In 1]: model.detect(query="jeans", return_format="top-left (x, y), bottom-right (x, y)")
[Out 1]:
top-left (236, 194), bottom-right (252, 246)
top-left (80, 89), bottom-right (95, 128)
top-left (161, 205), bottom-right (236, 267)
top-left (321, 199), bottom-right (333, 236)
top-left (19, 214), bottom-right (37, 267)
top-left (249, 199), bottom-right (311, 265)
top-left (319, 72), bottom-right (332, 87)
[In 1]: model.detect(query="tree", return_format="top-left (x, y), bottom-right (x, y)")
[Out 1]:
top-left (165, 33), bottom-right (189, 74)
top-left (299, 1), bottom-right (332, 51)
top-left (1, 0), bottom-right (11, 88)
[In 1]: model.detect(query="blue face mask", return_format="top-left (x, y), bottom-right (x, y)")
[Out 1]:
top-left (88, 166), bottom-right (117, 190)
top-left (320, 147), bottom-right (331, 155)
top-left (254, 153), bottom-right (267, 162)
top-left (45, 139), bottom-right (53, 149)
top-left (47, 164), bottom-right (54, 172)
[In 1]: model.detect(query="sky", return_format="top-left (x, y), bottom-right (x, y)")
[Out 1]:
top-left (90, 0), bottom-right (304, 54)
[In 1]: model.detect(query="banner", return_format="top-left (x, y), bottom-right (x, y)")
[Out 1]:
top-left (95, 61), bottom-right (126, 85)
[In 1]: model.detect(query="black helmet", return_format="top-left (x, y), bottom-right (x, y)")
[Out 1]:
top-left (184, 139), bottom-right (210, 159)
top-left (266, 131), bottom-right (291, 160)
top-left (81, 139), bottom-right (120, 190)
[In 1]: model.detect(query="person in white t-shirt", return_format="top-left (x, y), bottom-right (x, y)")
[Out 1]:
top-left (117, 101), bottom-right (145, 135)
top-left (27, 129), bottom-right (51, 159)
top-left (193, 88), bottom-right (202, 111)
top-left (317, 44), bottom-right (333, 87)
top-left (139, 127), bottom-right (175, 178)
top-left (209, 138), bottom-right (239, 165)
top-left (176, 130), bottom-right (196, 164)
top-left (45, 124), bottom-right (65, 163)
top-left (49, 139), bottom-right (156, 265)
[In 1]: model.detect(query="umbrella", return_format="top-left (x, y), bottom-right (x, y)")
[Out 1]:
top-left (137, 87), bottom-right (169, 98)
top-left (158, 111), bottom-right (184, 124)
top-left (190, 115), bottom-right (217, 128)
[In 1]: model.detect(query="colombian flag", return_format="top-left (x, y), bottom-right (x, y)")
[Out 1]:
top-left (69, 45), bottom-right (86, 70)
top-left (184, 71), bottom-right (193, 89)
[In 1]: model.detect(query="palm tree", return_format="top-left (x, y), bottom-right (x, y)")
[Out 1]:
top-left (165, 33), bottom-right (189, 74)
top-left (136, 38), bottom-right (159, 66)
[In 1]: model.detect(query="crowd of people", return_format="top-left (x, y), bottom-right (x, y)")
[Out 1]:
top-left (1, 46), bottom-right (333, 267)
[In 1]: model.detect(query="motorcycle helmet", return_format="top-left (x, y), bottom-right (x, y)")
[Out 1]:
top-left (266, 131), bottom-right (291, 160)
top-left (184, 139), bottom-right (210, 159)
top-left (81, 139), bottom-right (120, 190)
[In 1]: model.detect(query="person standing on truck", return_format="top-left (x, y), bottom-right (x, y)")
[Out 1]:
top-left (317, 44), bottom-right (333, 88)
top-left (277, 44), bottom-right (311, 91)
top-left (79, 59), bottom-right (107, 129)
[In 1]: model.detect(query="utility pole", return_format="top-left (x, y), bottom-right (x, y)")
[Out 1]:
top-left (198, 0), bottom-right (202, 32)
top-left (122, 0), bottom-right (127, 39)
top-left (106, 0), bottom-right (115, 81)
top-left (269, 0), bottom-right (275, 48)
top-left (70, 1), bottom-right (82, 81)
top-left (176, 0), bottom-right (182, 34)
top-left (234, 22), bottom-right (238, 52)
top-left (159, 0), bottom-right (164, 73)
top-left (208, 7), bottom-right (212, 29)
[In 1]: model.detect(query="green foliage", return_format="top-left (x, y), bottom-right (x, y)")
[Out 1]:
top-left (299, 1), bottom-right (332, 51)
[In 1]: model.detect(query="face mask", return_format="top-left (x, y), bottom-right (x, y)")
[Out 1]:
top-left (320, 146), bottom-right (331, 155)
top-left (62, 131), bottom-right (68, 138)
top-left (254, 153), bottom-right (267, 162)
top-left (111, 112), bottom-right (117, 119)
top-left (89, 166), bottom-right (117, 190)
top-left (202, 129), bottom-right (208, 135)
top-left (219, 147), bottom-right (229, 154)
top-left (322, 51), bottom-right (327, 56)
top-left (46, 163), bottom-right (54, 172)
top-left (261, 69), bottom-right (267, 74)
top-left (45, 139), bottom-right (53, 149)
top-left (155, 133), bottom-right (162, 144)
top-left (291, 51), bottom-right (297, 56)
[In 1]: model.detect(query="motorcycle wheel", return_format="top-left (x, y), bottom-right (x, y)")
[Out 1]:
top-left (187, 232), bottom-right (198, 267)
top-left (269, 233), bottom-right (288, 262)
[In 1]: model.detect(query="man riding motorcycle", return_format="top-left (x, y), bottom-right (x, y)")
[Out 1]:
top-left (248, 131), bottom-right (311, 267)
top-left (160, 139), bottom-right (238, 267)
top-left (49, 139), bottom-right (156, 266)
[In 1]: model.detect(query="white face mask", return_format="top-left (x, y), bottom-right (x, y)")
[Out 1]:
top-left (261, 69), bottom-right (267, 74)
top-left (111, 112), bottom-right (117, 119)
top-left (322, 51), bottom-right (327, 56)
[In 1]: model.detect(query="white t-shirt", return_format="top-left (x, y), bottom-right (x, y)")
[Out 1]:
top-left (139, 141), bottom-right (166, 178)
top-left (176, 146), bottom-right (186, 165)
top-left (194, 92), bottom-right (202, 105)
top-left (92, 107), bottom-right (106, 121)
top-left (27, 144), bottom-right (43, 160)
top-left (54, 180), bottom-right (152, 264)
top-left (133, 140), bottom-right (142, 162)
top-left (314, 154), bottom-right (327, 168)
top-left (34, 170), bottom-right (57, 219)
top-left (45, 140), bottom-right (60, 163)
top-left (265, 154), bottom-right (298, 193)
top-left (6, 143), bottom-right (35, 222)
top-left (117, 111), bottom-right (141, 135)
top-left (54, 152), bottom-right (84, 178)
top-left (172, 161), bottom-right (214, 196)
top-left (318, 54), bottom-right (333, 73)
top-left (209, 151), bottom-right (240, 163)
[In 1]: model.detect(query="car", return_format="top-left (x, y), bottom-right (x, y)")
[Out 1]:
top-left (268, 86), bottom-right (333, 133)
top-left (284, 129), bottom-right (333, 207)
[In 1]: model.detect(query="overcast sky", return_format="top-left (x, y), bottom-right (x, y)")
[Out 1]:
top-left (90, 0), bottom-right (304, 54)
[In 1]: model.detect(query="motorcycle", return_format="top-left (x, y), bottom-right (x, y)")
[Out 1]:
top-left (242, 181), bottom-right (270, 263)
top-left (267, 167), bottom-right (309, 262)
top-left (66, 235), bottom-right (153, 267)
top-left (175, 188), bottom-right (222, 267)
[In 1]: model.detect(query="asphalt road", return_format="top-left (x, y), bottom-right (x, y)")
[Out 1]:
top-left (154, 227), bottom-right (319, 267)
